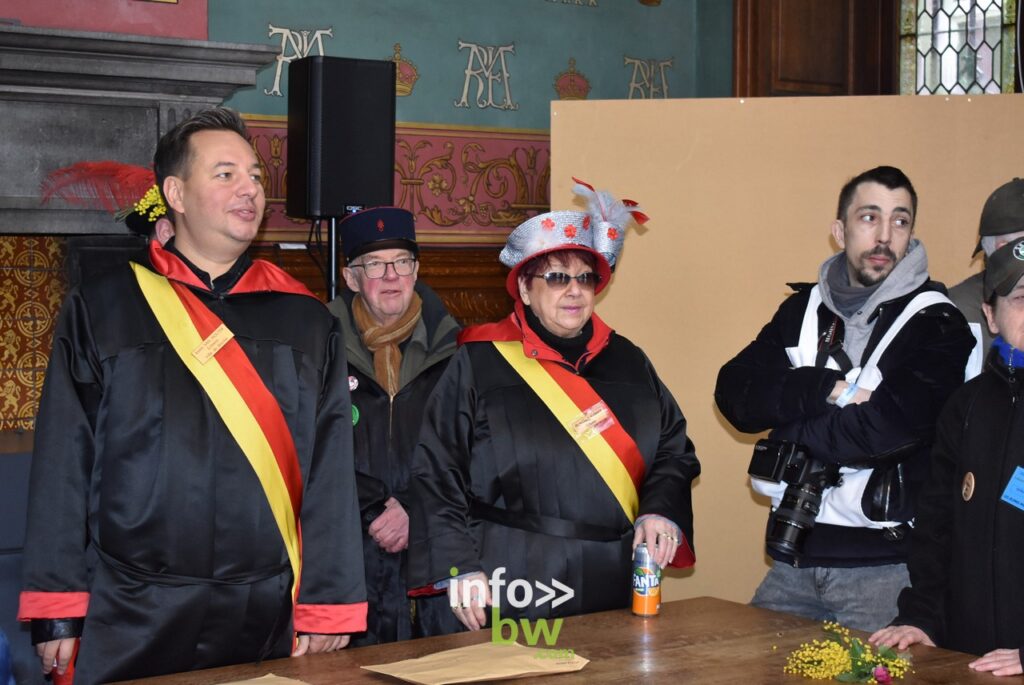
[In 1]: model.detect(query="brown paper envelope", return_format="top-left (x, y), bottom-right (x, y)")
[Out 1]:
top-left (215, 674), bottom-right (309, 685)
top-left (362, 642), bottom-right (588, 684)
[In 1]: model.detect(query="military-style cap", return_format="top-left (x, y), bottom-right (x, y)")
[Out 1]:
top-left (340, 207), bottom-right (417, 261)
top-left (984, 237), bottom-right (1024, 301)
top-left (974, 178), bottom-right (1024, 255)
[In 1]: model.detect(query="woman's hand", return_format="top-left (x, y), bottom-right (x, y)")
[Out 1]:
top-left (36, 637), bottom-right (77, 676)
top-left (969, 649), bottom-right (1023, 677)
top-left (869, 625), bottom-right (935, 650)
top-left (633, 516), bottom-right (680, 568)
top-left (447, 571), bottom-right (491, 631)
top-left (292, 633), bottom-right (350, 656)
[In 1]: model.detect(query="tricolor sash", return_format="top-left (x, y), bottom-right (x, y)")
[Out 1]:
top-left (492, 340), bottom-right (644, 522)
top-left (130, 263), bottom-right (304, 604)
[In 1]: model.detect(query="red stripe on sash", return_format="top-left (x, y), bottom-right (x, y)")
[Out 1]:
top-left (537, 360), bottom-right (646, 492)
top-left (167, 280), bottom-right (304, 515)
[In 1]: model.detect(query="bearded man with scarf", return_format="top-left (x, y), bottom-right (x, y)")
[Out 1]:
top-left (715, 166), bottom-right (974, 632)
top-left (328, 208), bottom-right (462, 645)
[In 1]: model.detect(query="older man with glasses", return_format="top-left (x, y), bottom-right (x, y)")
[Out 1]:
top-left (328, 207), bottom-right (462, 645)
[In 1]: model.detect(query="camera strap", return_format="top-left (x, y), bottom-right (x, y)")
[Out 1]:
top-left (773, 287), bottom-right (956, 529)
top-left (789, 286), bottom-right (852, 372)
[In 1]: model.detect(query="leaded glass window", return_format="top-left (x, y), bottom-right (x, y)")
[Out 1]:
top-left (900, 0), bottom-right (1018, 94)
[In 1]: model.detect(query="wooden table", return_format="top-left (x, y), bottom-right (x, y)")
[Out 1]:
top-left (116, 597), bottom-right (1018, 684)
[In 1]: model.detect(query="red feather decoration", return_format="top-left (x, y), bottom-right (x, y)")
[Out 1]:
top-left (571, 176), bottom-right (596, 192)
top-left (40, 161), bottom-right (155, 213)
top-left (621, 199), bottom-right (650, 225)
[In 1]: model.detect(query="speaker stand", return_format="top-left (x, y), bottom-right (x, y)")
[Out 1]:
top-left (328, 216), bottom-right (339, 301)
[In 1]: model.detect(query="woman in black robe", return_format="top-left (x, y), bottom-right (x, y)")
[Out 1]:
top-left (407, 180), bottom-right (701, 631)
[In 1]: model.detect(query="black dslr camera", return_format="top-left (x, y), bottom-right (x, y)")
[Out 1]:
top-left (748, 438), bottom-right (842, 557)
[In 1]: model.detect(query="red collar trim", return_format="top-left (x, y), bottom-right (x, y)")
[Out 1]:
top-left (458, 301), bottom-right (612, 370)
top-left (148, 240), bottom-right (317, 299)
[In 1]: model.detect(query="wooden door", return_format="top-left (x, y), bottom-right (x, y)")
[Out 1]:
top-left (734, 0), bottom-right (899, 96)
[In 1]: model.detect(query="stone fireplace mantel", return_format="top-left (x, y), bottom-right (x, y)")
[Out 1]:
top-left (0, 24), bottom-right (277, 234)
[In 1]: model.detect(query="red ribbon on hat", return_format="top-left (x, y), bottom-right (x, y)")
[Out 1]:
top-left (572, 176), bottom-right (649, 225)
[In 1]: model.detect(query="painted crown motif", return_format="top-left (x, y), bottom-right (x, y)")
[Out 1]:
top-left (392, 43), bottom-right (419, 97)
top-left (553, 58), bottom-right (591, 101)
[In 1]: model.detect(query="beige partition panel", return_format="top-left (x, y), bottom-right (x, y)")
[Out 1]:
top-left (551, 94), bottom-right (1024, 603)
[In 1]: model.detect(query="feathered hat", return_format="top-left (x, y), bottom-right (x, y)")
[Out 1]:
top-left (40, 161), bottom-right (167, 235)
top-left (499, 177), bottom-right (648, 297)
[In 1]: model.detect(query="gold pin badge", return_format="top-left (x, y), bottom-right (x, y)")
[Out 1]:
top-left (962, 472), bottom-right (975, 502)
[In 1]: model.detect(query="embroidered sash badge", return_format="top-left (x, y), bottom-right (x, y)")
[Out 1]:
top-left (570, 401), bottom-right (615, 440)
top-left (192, 323), bottom-right (234, 364)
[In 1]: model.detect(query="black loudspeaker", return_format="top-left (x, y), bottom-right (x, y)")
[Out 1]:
top-left (287, 56), bottom-right (396, 219)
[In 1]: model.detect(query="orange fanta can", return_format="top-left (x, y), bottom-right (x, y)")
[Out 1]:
top-left (632, 543), bottom-right (661, 617)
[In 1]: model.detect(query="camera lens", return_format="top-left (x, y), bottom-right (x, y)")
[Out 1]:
top-left (766, 482), bottom-right (824, 556)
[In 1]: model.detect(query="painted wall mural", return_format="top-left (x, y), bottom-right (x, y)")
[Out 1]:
top-left (0, 237), bottom-right (65, 431)
top-left (625, 56), bottom-right (675, 98)
top-left (209, 0), bottom-right (709, 128)
top-left (554, 58), bottom-right (591, 100)
top-left (393, 44), bottom-right (419, 96)
top-left (202, 0), bottom-right (732, 241)
top-left (264, 24), bottom-right (335, 97)
top-left (246, 116), bottom-right (550, 245)
top-left (2, 0), bottom-right (206, 39)
top-left (454, 41), bottom-right (519, 111)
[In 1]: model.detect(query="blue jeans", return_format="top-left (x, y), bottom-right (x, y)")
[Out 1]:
top-left (750, 561), bottom-right (909, 632)
top-left (0, 630), bottom-right (14, 685)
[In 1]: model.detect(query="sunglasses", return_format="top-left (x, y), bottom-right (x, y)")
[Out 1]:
top-left (532, 271), bottom-right (602, 289)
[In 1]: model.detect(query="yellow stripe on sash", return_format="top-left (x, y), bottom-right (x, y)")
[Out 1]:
top-left (493, 340), bottom-right (638, 522)
top-left (131, 264), bottom-right (301, 599)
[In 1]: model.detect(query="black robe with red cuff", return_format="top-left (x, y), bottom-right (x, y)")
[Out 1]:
top-left (19, 242), bottom-right (366, 685)
top-left (407, 304), bottom-right (699, 621)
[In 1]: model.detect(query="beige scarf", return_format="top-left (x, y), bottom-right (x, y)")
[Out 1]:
top-left (352, 292), bottom-right (423, 397)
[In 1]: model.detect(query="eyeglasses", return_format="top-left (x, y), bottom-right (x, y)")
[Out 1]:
top-left (532, 271), bottom-right (601, 290)
top-left (349, 257), bottom-right (417, 279)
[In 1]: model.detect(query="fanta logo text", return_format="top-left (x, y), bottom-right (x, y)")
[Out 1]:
top-left (632, 567), bottom-right (660, 594)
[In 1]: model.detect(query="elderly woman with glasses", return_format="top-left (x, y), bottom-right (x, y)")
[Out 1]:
top-left (407, 180), bottom-right (701, 631)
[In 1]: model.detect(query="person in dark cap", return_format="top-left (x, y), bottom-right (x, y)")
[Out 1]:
top-left (948, 178), bottom-right (1024, 372)
top-left (327, 207), bottom-right (462, 645)
top-left (871, 236), bottom-right (1024, 677)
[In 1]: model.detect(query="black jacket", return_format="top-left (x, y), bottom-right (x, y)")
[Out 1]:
top-left (329, 282), bottom-right (460, 644)
top-left (893, 349), bottom-right (1024, 657)
top-left (715, 280), bottom-right (974, 566)
top-left (408, 310), bottom-right (700, 620)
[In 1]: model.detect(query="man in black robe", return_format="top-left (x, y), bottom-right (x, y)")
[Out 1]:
top-left (18, 108), bottom-right (366, 685)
